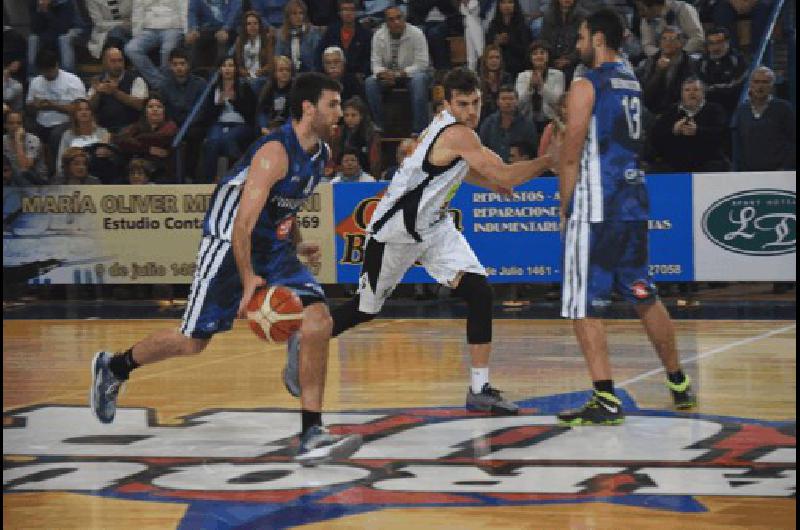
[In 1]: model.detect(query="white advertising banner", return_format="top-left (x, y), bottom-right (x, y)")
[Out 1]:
top-left (693, 172), bottom-right (796, 281)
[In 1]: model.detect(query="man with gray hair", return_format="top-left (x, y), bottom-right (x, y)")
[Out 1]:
top-left (732, 66), bottom-right (796, 171)
top-left (321, 46), bottom-right (364, 102)
top-left (366, 5), bottom-right (431, 133)
top-left (638, 26), bottom-right (697, 115)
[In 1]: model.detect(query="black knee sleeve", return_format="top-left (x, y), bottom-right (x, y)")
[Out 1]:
top-left (452, 273), bottom-right (493, 344)
top-left (331, 295), bottom-right (376, 337)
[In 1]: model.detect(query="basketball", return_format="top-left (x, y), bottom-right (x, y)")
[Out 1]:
top-left (246, 286), bottom-right (304, 343)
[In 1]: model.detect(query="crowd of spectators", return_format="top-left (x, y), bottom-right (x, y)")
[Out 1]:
top-left (2, 0), bottom-right (795, 188)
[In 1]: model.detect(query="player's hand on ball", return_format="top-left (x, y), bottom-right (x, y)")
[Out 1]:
top-left (297, 242), bottom-right (322, 266)
top-left (238, 274), bottom-right (267, 318)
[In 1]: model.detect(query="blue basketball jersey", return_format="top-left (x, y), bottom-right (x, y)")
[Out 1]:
top-left (202, 121), bottom-right (328, 253)
top-left (568, 61), bottom-right (648, 223)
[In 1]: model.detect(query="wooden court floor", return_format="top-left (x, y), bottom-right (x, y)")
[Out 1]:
top-left (3, 318), bottom-right (796, 529)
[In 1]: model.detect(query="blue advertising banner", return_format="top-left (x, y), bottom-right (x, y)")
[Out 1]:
top-left (332, 174), bottom-right (694, 284)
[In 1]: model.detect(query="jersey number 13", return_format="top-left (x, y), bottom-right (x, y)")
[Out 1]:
top-left (621, 95), bottom-right (642, 140)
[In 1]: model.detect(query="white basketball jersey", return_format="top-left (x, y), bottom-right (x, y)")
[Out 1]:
top-left (368, 110), bottom-right (469, 243)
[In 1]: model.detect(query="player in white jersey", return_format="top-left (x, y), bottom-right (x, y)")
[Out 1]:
top-left (283, 68), bottom-right (555, 414)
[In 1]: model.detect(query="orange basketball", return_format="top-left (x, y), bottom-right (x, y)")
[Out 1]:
top-left (246, 286), bottom-right (304, 343)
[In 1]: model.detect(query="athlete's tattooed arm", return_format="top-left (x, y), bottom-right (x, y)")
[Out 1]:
top-left (233, 141), bottom-right (288, 318)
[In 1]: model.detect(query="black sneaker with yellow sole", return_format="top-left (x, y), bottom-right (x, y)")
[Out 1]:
top-left (557, 391), bottom-right (624, 426)
top-left (666, 375), bottom-right (697, 409)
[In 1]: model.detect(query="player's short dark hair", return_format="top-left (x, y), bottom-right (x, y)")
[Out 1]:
top-left (639, 0), bottom-right (666, 6)
top-left (168, 47), bottom-right (190, 63)
top-left (443, 67), bottom-right (480, 101)
top-left (510, 141), bottom-right (536, 159)
top-left (289, 72), bottom-right (342, 119)
top-left (35, 48), bottom-right (59, 70)
top-left (707, 26), bottom-right (730, 40)
top-left (585, 8), bottom-right (625, 51)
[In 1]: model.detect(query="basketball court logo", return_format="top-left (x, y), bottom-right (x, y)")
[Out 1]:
top-left (4, 391), bottom-right (795, 529)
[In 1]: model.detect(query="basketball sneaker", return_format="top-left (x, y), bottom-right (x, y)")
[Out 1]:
top-left (666, 375), bottom-right (697, 409)
top-left (90, 351), bottom-right (124, 424)
top-left (466, 383), bottom-right (519, 415)
top-left (294, 425), bottom-right (363, 466)
top-left (282, 332), bottom-right (301, 397)
top-left (557, 391), bottom-right (624, 426)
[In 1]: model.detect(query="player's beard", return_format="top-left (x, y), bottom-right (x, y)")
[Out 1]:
top-left (580, 46), bottom-right (595, 67)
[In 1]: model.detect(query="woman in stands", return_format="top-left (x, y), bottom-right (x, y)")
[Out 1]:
top-left (255, 55), bottom-right (294, 135)
top-left (113, 95), bottom-right (178, 183)
top-left (486, 0), bottom-right (532, 76)
top-left (200, 55), bottom-right (257, 183)
top-left (275, 0), bottom-right (322, 73)
top-left (234, 10), bottom-right (276, 96)
top-left (478, 44), bottom-right (514, 124)
top-left (516, 41), bottom-right (565, 133)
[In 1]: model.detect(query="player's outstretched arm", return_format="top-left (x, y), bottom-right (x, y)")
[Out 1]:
top-left (447, 125), bottom-right (553, 189)
top-left (233, 141), bottom-right (289, 318)
top-left (558, 78), bottom-right (594, 217)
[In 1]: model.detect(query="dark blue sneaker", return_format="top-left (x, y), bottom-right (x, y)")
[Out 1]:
top-left (294, 425), bottom-right (363, 467)
top-left (90, 351), bottom-right (124, 424)
top-left (282, 332), bottom-right (301, 398)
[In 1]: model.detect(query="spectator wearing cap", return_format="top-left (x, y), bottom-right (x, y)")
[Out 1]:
top-left (88, 46), bottom-right (148, 133)
top-left (638, 26), bottom-right (697, 116)
top-left (124, 0), bottom-right (188, 89)
top-left (697, 26), bottom-right (746, 116)
top-left (732, 66), bottom-right (796, 171)
top-left (317, 0), bottom-right (373, 77)
top-left (366, 5), bottom-right (432, 133)
top-left (650, 77), bottom-right (730, 172)
top-left (84, 0), bottom-right (134, 59)
top-left (638, 0), bottom-right (704, 58)
top-left (479, 85), bottom-right (539, 162)
top-left (186, 0), bottom-right (242, 72)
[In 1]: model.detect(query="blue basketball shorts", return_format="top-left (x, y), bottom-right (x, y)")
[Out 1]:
top-left (180, 236), bottom-right (326, 339)
top-left (561, 219), bottom-right (657, 319)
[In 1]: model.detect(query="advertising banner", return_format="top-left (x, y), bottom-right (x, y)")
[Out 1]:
top-left (333, 175), bottom-right (695, 283)
top-left (693, 172), bottom-right (796, 281)
top-left (3, 184), bottom-right (336, 284)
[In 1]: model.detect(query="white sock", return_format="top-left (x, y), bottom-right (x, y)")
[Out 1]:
top-left (470, 367), bottom-right (489, 394)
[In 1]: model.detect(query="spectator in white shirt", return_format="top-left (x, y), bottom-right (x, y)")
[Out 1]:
top-left (26, 49), bottom-right (87, 171)
top-left (638, 0), bottom-right (704, 58)
top-left (515, 40), bottom-right (565, 130)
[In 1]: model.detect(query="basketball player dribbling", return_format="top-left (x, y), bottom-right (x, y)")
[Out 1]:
top-left (283, 68), bottom-right (556, 414)
top-left (555, 9), bottom-right (696, 426)
top-left (90, 73), bottom-right (363, 465)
